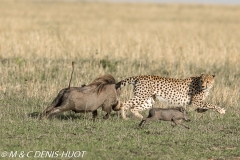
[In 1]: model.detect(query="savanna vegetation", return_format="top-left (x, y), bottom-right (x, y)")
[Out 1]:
top-left (0, 0), bottom-right (239, 159)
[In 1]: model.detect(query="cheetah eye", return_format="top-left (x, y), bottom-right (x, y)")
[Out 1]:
top-left (207, 81), bottom-right (209, 83)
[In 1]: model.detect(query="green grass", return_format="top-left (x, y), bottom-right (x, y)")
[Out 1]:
top-left (0, 58), bottom-right (239, 160)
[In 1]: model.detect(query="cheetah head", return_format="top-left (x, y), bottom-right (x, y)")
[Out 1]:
top-left (199, 74), bottom-right (215, 91)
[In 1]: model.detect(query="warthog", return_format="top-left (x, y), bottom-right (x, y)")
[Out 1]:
top-left (139, 107), bottom-right (191, 129)
top-left (42, 63), bottom-right (122, 119)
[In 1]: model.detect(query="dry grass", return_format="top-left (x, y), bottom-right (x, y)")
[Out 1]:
top-left (0, 1), bottom-right (239, 159)
top-left (1, 1), bottom-right (240, 62)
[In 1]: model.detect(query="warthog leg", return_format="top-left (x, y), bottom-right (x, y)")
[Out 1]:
top-left (179, 123), bottom-right (190, 129)
top-left (45, 104), bottom-right (72, 119)
top-left (139, 119), bottom-right (146, 127)
top-left (139, 116), bottom-right (159, 127)
top-left (103, 113), bottom-right (109, 119)
top-left (92, 110), bottom-right (98, 121)
top-left (102, 102), bottom-right (112, 119)
top-left (171, 118), bottom-right (189, 129)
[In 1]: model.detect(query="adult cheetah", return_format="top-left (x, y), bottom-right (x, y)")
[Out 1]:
top-left (115, 74), bottom-right (226, 120)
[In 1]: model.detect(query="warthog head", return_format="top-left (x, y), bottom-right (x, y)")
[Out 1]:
top-left (176, 107), bottom-right (190, 122)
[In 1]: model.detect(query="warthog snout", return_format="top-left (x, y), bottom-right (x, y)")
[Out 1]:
top-left (183, 111), bottom-right (190, 122)
top-left (112, 101), bottom-right (123, 111)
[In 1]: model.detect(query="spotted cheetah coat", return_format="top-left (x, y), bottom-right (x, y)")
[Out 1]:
top-left (116, 74), bottom-right (225, 119)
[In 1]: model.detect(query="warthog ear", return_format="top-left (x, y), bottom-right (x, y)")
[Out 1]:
top-left (177, 107), bottom-right (185, 113)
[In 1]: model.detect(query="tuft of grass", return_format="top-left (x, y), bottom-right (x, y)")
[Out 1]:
top-left (99, 58), bottom-right (118, 72)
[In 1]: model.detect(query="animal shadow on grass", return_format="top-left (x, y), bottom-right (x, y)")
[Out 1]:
top-left (28, 112), bottom-right (82, 121)
top-left (28, 112), bottom-right (42, 119)
top-left (28, 111), bottom-right (120, 121)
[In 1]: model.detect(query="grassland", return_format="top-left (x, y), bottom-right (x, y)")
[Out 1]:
top-left (0, 1), bottom-right (240, 159)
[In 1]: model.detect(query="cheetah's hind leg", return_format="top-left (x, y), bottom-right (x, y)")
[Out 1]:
top-left (120, 105), bottom-right (129, 120)
top-left (130, 96), bottom-right (155, 120)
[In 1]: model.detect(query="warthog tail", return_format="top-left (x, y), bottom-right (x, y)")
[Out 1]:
top-left (68, 61), bottom-right (75, 89)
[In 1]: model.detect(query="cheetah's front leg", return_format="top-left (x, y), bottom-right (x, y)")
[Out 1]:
top-left (120, 105), bottom-right (128, 120)
top-left (192, 101), bottom-right (226, 114)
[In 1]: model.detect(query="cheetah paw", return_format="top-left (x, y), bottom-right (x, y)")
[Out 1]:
top-left (219, 108), bottom-right (226, 114)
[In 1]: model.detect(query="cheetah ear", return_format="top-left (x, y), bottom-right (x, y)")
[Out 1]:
top-left (212, 75), bottom-right (215, 78)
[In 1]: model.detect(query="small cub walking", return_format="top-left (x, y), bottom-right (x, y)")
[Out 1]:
top-left (139, 107), bottom-right (191, 129)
